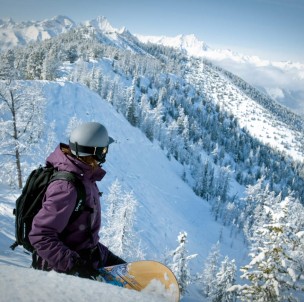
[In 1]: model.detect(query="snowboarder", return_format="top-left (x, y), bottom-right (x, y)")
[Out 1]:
top-left (29, 122), bottom-right (125, 279)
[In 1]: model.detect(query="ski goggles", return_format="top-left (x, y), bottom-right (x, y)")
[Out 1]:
top-left (69, 141), bottom-right (109, 162)
top-left (92, 146), bottom-right (108, 162)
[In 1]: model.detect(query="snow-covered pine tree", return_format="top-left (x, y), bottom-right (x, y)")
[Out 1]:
top-left (116, 191), bottom-right (140, 259)
top-left (242, 177), bottom-right (269, 240)
top-left (236, 195), bottom-right (304, 302)
top-left (126, 76), bottom-right (138, 127)
top-left (201, 242), bottom-right (221, 298)
top-left (26, 45), bottom-right (46, 80)
top-left (167, 231), bottom-right (197, 296)
top-left (208, 256), bottom-right (237, 302)
top-left (215, 166), bottom-right (231, 204)
top-left (41, 48), bottom-right (60, 81)
top-left (100, 179), bottom-right (124, 248)
top-left (100, 180), bottom-right (145, 261)
top-left (0, 49), bottom-right (19, 80)
top-left (139, 93), bottom-right (154, 141)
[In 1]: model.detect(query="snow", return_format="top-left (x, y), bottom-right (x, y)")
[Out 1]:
top-left (141, 279), bottom-right (179, 302)
top-left (0, 265), bottom-right (168, 302)
top-left (0, 81), bottom-right (247, 301)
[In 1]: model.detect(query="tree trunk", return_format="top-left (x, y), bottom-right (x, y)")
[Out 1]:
top-left (10, 89), bottom-right (22, 188)
top-left (16, 147), bottom-right (22, 189)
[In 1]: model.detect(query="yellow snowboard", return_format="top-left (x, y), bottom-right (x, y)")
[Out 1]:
top-left (98, 260), bottom-right (180, 301)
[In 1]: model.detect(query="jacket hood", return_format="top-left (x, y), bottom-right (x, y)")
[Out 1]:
top-left (46, 144), bottom-right (106, 182)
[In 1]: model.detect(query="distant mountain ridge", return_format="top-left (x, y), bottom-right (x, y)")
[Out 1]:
top-left (1, 15), bottom-right (303, 115)
top-left (136, 33), bottom-right (304, 116)
top-left (0, 15), bottom-right (76, 49)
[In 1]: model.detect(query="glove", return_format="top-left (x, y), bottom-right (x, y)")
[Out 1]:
top-left (70, 258), bottom-right (100, 280)
top-left (105, 250), bottom-right (126, 267)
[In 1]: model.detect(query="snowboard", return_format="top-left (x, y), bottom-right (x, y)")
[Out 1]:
top-left (97, 260), bottom-right (180, 301)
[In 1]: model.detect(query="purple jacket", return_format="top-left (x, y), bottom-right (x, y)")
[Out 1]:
top-left (29, 144), bottom-right (109, 272)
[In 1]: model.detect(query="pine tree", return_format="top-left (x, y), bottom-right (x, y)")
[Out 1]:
top-left (41, 48), bottom-right (60, 80)
top-left (126, 76), bottom-right (138, 127)
top-left (215, 166), bottom-right (231, 204)
top-left (209, 256), bottom-right (237, 302)
top-left (100, 179), bottom-right (123, 244)
top-left (167, 232), bottom-right (197, 296)
top-left (237, 195), bottom-right (304, 301)
top-left (201, 242), bottom-right (221, 298)
top-left (100, 180), bottom-right (145, 261)
top-left (26, 46), bottom-right (45, 79)
top-left (0, 49), bottom-right (19, 80)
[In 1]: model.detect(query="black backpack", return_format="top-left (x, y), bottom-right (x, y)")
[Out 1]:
top-left (10, 165), bottom-right (86, 253)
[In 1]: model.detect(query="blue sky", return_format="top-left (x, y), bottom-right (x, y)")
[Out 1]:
top-left (0, 0), bottom-right (303, 62)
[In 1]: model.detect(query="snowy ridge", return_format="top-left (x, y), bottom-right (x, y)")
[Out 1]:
top-left (185, 60), bottom-right (304, 161)
top-left (136, 33), bottom-right (304, 116)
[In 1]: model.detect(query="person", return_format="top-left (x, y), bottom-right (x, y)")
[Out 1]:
top-left (29, 121), bottom-right (125, 279)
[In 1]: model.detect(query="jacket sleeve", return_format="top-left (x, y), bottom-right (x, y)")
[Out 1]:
top-left (29, 180), bottom-right (80, 272)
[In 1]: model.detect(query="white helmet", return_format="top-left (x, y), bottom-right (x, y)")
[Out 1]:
top-left (69, 122), bottom-right (114, 163)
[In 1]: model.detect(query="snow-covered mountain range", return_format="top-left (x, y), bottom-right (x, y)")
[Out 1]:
top-left (1, 15), bottom-right (303, 115)
top-left (0, 15), bottom-right (75, 48)
top-left (136, 34), bottom-right (304, 115)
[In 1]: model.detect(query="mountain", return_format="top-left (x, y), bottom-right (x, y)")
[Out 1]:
top-left (0, 15), bottom-right (76, 49)
top-left (81, 16), bottom-right (146, 54)
top-left (135, 33), bottom-right (304, 116)
top-left (1, 15), bottom-right (303, 116)
top-left (185, 60), bottom-right (304, 162)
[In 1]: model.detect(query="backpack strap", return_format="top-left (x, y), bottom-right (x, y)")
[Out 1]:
top-left (50, 171), bottom-right (87, 221)
top-left (50, 171), bottom-right (94, 243)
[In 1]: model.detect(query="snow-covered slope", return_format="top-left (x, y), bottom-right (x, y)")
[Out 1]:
top-left (0, 264), bottom-right (169, 302)
top-left (136, 33), bottom-right (304, 116)
top-left (184, 59), bottom-right (304, 162)
top-left (0, 80), bottom-right (247, 301)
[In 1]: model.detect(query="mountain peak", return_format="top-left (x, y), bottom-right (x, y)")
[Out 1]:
top-left (83, 16), bottom-right (117, 33)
